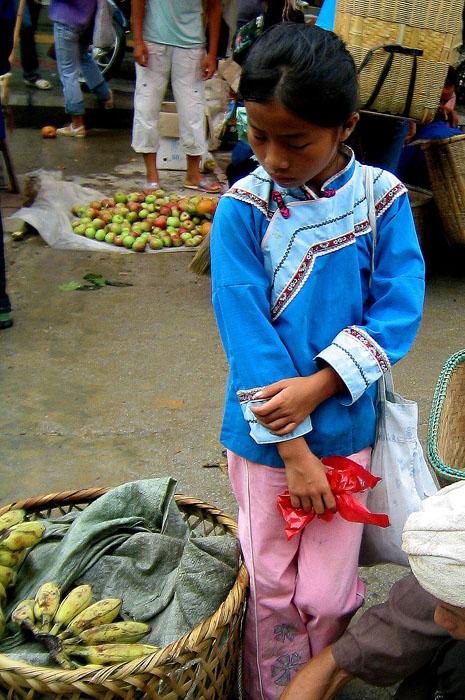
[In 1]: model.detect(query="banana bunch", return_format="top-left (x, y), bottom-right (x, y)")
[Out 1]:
top-left (0, 510), bottom-right (46, 639)
top-left (12, 582), bottom-right (158, 668)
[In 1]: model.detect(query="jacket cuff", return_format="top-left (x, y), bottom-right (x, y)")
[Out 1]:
top-left (237, 388), bottom-right (313, 444)
top-left (315, 327), bottom-right (390, 404)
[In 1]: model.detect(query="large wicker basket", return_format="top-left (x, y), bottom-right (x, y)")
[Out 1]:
top-left (0, 488), bottom-right (249, 700)
top-left (422, 133), bottom-right (465, 247)
top-left (427, 350), bottom-right (465, 484)
top-left (334, 0), bottom-right (463, 122)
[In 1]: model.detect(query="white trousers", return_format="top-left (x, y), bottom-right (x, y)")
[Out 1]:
top-left (131, 42), bottom-right (206, 156)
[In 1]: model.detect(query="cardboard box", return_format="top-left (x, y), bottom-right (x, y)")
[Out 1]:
top-left (157, 137), bottom-right (187, 170)
top-left (159, 102), bottom-right (180, 139)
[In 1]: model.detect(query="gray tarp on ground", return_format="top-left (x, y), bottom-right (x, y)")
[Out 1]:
top-left (0, 477), bottom-right (240, 666)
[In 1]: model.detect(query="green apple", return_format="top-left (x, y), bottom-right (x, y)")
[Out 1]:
top-left (132, 238), bottom-right (146, 252)
top-left (92, 218), bottom-right (105, 230)
top-left (149, 236), bottom-right (163, 249)
top-left (166, 216), bottom-right (180, 228)
top-left (155, 189), bottom-right (165, 198)
top-left (123, 235), bottom-right (135, 248)
top-left (145, 194), bottom-right (156, 203)
top-left (85, 227), bottom-right (96, 239)
top-left (74, 224), bottom-right (86, 235)
top-left (95, 229), bottom-right (106, 241)
top-left (162, 235), bottom-right (172, 247)
top-left (139, 208), bottom-right (149, 219)
top-left (171, 235), bottom-right (183, 247)
top-left (105, 231), bottom-right (115, 244)
top-left (114, 191), bottom-right (127, 203)
top-left (180, 231), bottom-right (193, 242)
top-left (80, 217), bottom-right (92, 225)
top-left (112, 214), bottom-right (124, 224)
top-left (110, 222), bottom-right (122, 234)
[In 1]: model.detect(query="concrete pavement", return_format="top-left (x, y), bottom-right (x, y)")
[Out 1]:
top-left (1, 34), bottom-right (465, 700)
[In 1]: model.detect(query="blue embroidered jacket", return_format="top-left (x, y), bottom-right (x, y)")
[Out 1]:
top-left (211, 149), bottom-right (425, 466)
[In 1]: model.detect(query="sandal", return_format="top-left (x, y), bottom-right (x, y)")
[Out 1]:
top-left (56, 124), bottom-right (87, 138)
top-left (184, 178), bottom-right (223, 194)
top-left (24, 77), bottom-right (51, 90)
top-left (0, 312), bottom-right (13, 330)
top-left (144, 182), bottom-right (161, 192)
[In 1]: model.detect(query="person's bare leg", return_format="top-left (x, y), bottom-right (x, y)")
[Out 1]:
top-left (184, 154), bottom-right (202, 187)
top-left (280, 645), bottom-right (354, 700)
top-left (71, 115), bottom-right (85, 130)
top-left (143, 153), bottom-right (159, 186)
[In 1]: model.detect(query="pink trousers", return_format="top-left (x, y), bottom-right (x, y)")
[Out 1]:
top-left (228, 447), bottom-right (372, 700)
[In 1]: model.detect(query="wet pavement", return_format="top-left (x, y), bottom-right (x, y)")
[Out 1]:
top-left (1, 26), bottom-right (465, 700)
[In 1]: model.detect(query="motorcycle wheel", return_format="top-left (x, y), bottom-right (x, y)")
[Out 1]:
top-left (80, 20), bottom-right (126, 85)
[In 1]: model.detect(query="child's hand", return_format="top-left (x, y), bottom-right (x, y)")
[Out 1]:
top-left (278, 438), bottom-right (337, 515)
top-left (251, 368), bottom-right (341, 435)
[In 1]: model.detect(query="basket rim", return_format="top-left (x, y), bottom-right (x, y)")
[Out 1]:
top-left (421, 133), bottom-right (465, 149)
top-left (0, 487), bottom-right (249, 686)
top-left (427, 349), bottom-right (465, 481)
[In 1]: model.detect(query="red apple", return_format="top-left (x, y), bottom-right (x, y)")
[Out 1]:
top-left (154, 215), bottom-right (168, 229)
top-left (159, 205), bottom-right (171, 217)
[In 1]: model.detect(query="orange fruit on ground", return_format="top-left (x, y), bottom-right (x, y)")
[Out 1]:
top-left (196, 198), bottom-right (216, 216)
top-left (200, 220), bottom-right (212, 236)
top-left (41, 125), bottom-right (56, 138)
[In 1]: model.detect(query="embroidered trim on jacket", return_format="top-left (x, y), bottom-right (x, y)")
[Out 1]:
top-left (375, 182), bottom-right (406, 218)
top-left (237, 387), bottom-right (264, 403)
top-left (224, 188), bottom-right (272, 220)
top-left (271, 233), bottom-right (355, 320)
top-left (333, 342), bottom-right (370, 388)
top-left (344, 326), bottom-right (391, 373)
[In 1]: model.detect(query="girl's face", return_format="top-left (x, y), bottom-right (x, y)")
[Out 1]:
top-left (245, 99), bottom-right (358, 191)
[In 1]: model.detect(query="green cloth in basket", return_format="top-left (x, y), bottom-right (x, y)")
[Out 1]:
top-left (0, 478), bottom-right (240, 664)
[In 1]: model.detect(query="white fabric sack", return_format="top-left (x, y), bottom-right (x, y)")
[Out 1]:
top-left (93, 0), bottom-right (116, 49)
top-left (359, 370), bottom-right (438, 567)
top-left (359, 166), bottom-right (438, 567)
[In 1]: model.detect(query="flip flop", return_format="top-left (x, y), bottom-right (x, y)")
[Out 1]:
top-left (144, 182), bottom-right (161, 192)
top-left (184, 179), bottom-right (223, 194)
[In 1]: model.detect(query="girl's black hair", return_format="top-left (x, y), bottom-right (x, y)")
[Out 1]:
top-left (239, 22), bottom-right (359, 128)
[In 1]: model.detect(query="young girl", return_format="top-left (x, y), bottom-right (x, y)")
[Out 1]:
top-left (210, 22), bottom-right (425, 700)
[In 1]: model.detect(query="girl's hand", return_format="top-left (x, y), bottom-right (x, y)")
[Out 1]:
top-left (251, 368), bottom-right (341, 435)
top-left (278, 438), bottom-right (337, 515)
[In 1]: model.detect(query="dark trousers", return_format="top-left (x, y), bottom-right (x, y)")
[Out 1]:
top-left (16, 0), bottom-right (41, 80)
top-left (0, 207), bottom-right (11, 313)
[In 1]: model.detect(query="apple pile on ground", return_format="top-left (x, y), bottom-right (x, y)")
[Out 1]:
top-left (70, 189), bottom-right (217, 252)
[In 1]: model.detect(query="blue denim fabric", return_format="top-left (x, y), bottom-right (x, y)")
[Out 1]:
top-left (15, 0), bottom-right (41, 81)
top-left (53, 21), bottom-right (110, 115)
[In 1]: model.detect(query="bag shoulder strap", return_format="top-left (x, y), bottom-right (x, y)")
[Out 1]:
top-left (364, 166), bottom-right (394, 396)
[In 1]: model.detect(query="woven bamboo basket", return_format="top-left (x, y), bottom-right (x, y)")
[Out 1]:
top-left (334, 0), bottom-right (463, 122)
top-left (422, 133), bottom-right (465, 247)
top-left (427, 349), bottom-right (465, 484)
top-left (407, 185), bottom-right (435, 250)
top-left (0, 488), bottom-right (249, 700)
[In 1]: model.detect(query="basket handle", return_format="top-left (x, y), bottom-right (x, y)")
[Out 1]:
top-left (358, 44), bottom-right (423, 118)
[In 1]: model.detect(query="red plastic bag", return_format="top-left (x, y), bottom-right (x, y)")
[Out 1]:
top-left (277, 455), bottom-right (390, 540)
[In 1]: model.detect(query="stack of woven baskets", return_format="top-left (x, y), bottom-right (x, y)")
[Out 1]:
top-left (0, 489), bottom-right (249, 700)
top-left (422, 134), bottom-right (465, 247)
top-left (334, 0), bottom-right (463, 122)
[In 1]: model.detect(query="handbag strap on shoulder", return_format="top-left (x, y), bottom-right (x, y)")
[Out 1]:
top-left (364, 167), bottom-right (395, 395)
